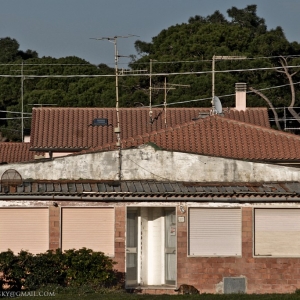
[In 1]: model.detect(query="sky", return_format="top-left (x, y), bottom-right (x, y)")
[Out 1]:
top-left (1, 0), bottom-right (300, 67)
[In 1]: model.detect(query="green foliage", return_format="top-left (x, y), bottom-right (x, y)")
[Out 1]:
top-left (62, 248), bottom-right (117, 288)
top-left (0, 248), bottom-right (118, 292)
top-left (1, 4), bottom-right (300, 140)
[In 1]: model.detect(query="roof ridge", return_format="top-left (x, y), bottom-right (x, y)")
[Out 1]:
top-left (217, 115), bottom-right (300, 139)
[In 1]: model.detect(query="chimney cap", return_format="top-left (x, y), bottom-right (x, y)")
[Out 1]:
top-left (235, 83), bottom-right (247, 91)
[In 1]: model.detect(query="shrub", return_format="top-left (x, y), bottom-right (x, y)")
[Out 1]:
top-left (24, 249), bottom-right (66, 290)
top-left (0, 248), bottom-right (118, 291)
top-left (61, 248), bottom-right (117, 288)
top-left (0, 250), bottom-right (32, 291)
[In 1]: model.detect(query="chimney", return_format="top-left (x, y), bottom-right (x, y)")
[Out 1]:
top-left (235, 83), bottom-right (247, 111)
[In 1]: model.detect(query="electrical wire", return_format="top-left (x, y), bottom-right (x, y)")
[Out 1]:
top-left (0, 64), bottom-right (300, 78)
top-left (148, 81), bottom-right (300, 107)
top-left (125, 155), bottom-right (173, 181)
top-left (1, 54), bottom-right (299, 67)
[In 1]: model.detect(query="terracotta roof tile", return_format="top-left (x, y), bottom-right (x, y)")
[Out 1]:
top-left (30, 107), bottom-right (270, 151)
top-left (88, 115), bottom-right (300, 162)
top-left (0, 142), bottom-right (41, 163)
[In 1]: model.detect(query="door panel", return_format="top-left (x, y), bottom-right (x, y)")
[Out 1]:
top-left (126, 209), bottom-right (138, 285)
top-left (126, 207), bottom-right (176, 287)
top-left (165, 209), bottom-right (176, 284)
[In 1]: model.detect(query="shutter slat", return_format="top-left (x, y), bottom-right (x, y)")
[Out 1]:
top-left (0, 208), bottom-right (49, 254)
top-left (62, 208), bottom-right (114, 256)
top-left (189, 208), bottom-right (241, 256)
top-left (255, 209), bottom-right (300, 256)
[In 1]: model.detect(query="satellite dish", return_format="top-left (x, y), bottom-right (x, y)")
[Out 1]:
top-left (212, 96), bottom-right (223, 114)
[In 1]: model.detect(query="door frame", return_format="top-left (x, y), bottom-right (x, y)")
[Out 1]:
top-left (125, 206), bottom-right (177, 288)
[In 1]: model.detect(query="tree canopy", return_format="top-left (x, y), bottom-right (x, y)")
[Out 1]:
top-left (1, 5), bottom-right (300, 140)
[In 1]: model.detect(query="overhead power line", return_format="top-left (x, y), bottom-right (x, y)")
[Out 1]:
top-left (0, 64), bottom-right (300, 78)
top-left (149, 81), bottom-right (300, 108)
top-left (1, 54), bottom-right (300, 67)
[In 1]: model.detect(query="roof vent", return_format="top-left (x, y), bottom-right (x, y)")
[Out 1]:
top-left (90, 118), bottom-right (111, 127)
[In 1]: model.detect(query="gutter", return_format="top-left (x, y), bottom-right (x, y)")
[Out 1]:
top-left (1, 195), bottom-right (300, 203)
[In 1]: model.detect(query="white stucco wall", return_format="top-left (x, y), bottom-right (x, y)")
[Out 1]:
top-left (1, 144), bottom-right (300, 182)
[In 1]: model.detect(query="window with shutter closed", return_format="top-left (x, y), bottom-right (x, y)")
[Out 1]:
top-left (61, 207), bottom-right (114, 256)
top-left (189, 208), bottom-right (241, 256)
top-left (0, 208), bottom-right (49, 254)
top-left (254, 208), bottom-right (300, 257)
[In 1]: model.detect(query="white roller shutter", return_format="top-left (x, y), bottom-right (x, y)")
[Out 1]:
top-left (189, 208), bottom-right (241, 256)
top-left (255, 208), bottom-right (300, 257)
top-left (0, 208), bottom-right (49, 254)
top-left (62, 208), bottom-right (114, 256)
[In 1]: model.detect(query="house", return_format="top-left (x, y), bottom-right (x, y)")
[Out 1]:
top-left (0, 142), bottom-right (43, 164)
top-left (1, 119), bottom-right (300, 294)
top-left (2, 84), bottom-right (300, 294)
top-left (28, 83), bottom-right (270, 159)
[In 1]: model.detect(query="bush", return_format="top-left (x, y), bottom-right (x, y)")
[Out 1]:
top-left (0, 248), bottom-right (118, 292)
top-left (0, 250), bottom-right (32, 291)
top-left (62, 248), bottom-right (117, 288)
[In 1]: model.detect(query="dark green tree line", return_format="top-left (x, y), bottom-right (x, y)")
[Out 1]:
top-left (1, 5), bottom-right (300, 140)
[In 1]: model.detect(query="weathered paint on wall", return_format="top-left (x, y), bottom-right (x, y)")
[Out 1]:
top-left (1, 144), bottom-right (299, 182)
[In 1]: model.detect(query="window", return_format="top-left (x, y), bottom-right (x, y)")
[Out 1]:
top-left (254, 208), bottom-right (300, 257)
top-left (189, 208), bottom-right (241, 256)
top-left (0, 208), bottom-right (49, 254)
top-left (61, 207), bottom-right (114, 256)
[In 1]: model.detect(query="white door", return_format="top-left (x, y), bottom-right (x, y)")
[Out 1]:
top-left (126, 207), bottom-right (176, 287)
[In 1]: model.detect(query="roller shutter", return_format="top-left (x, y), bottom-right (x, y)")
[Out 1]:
top-left (61, 207), bottom-right (114, 256)
top-left (189, 208), bottom-right (241, 256)
top-left (0, 208), bottom-right (49, 254)
top-left (255, 208), bottom-right (300, 256)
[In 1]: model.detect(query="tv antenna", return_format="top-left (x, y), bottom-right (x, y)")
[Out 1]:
top-left (149, 77), bottom-right (190, 127)
top-left (90, 34), bottom-right (138, 180)
top-left (11, 62), bottom-right (36, 141)
top-left (149, 59), bottom-right (157, 123)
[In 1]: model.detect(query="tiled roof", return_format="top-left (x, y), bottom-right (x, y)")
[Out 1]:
top-left (1, 180), bottom-right (300, 201)
top-left (29, 107), bottom-right (270, 151)
top-left (0, 142), bottom-right (40, 164)
top-left (93, 115), bottom-right (300, 162)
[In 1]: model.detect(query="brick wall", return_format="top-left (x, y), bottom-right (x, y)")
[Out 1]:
top-left (177, 207), bottom-right (300, 294)
top-left (49, 206), bottom-right (60, 250)
top-left (114, 206), bottom-right (126, 273)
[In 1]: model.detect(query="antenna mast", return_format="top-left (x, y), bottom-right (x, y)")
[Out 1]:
top-left (90, 34), bottom-right (138, 180)
top-left (149, 59), bottom-right (157, 123)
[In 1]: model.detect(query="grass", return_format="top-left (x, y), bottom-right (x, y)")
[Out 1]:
top-left (12, 291), bottom-right (300, 300)
top-left (4, 285), bottom-right (300, 300)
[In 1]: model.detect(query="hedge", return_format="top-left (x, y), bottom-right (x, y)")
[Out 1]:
top-left (0, 248), bottom-right (118, 291)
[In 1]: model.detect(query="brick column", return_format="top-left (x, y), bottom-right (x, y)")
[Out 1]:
top-left (177, 205), bottom-right (188, 285)
top-left (49, 206), bottom-right (60, 250)
top-left (114, 206), bottom-right (126, 273)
